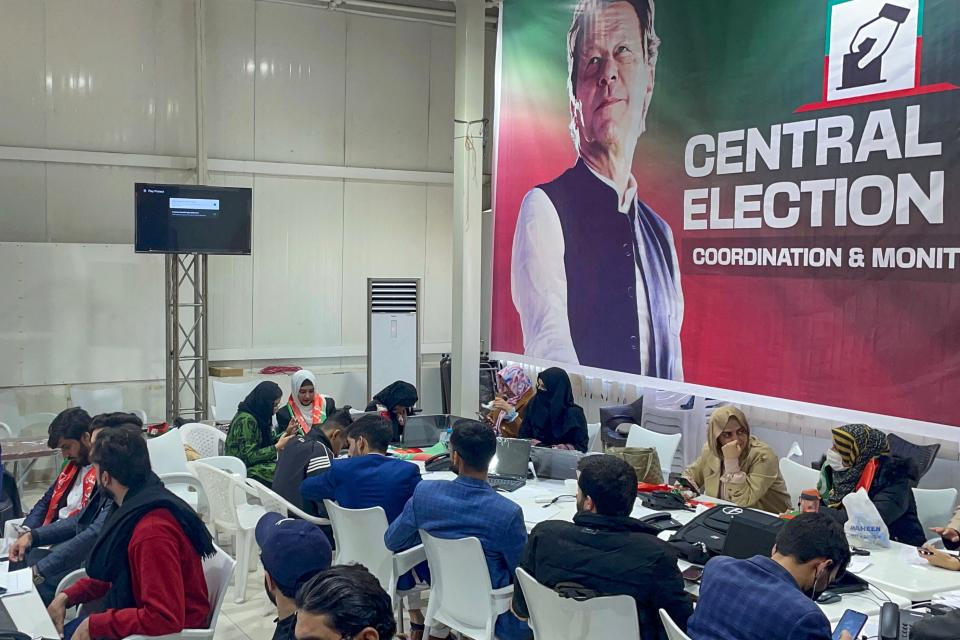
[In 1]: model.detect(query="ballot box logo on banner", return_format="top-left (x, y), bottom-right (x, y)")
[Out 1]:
top-left (799, 0), bottom-right (956, 111)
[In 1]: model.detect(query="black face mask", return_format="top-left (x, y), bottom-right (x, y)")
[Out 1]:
top-left (808, 567), bottom-right (831, 601)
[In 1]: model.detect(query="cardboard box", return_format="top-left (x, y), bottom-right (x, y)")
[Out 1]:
top-left (209, 366), bottom-right (243, 378)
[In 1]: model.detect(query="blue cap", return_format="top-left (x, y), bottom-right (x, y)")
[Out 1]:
top-left (255, 512), bottom-right (333, 592)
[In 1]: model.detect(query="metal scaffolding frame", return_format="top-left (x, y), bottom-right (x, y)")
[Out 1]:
top-left (165, 254), bottom-right (209, 421)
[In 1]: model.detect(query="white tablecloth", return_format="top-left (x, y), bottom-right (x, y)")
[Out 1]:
top-left (421, 472), bottom-right (960, 608)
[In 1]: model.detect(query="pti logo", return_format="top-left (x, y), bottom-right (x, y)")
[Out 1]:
top-left (797, 0), bottom-right (956, 112)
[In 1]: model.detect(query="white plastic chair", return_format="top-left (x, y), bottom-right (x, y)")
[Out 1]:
top-left (189, 461), bottom-right (265, 603)
top-left (659, 608), bottom-right (692, 640)
top-left (71, 387), bottom-right (124, 415)
top-left (778, 458), bottom-right (821, 509)
top-left (587, 423), bottom-right (602, 453)
top-left (515, 568), bottom-right (638, 638)
top-left (131, 409), bottom-right (148, 424)
top-left (323, 501), bottom-right (426, 606)
top-left (147, 429), bottom-right (206, 515)
top-left (421, 530), bottom-right (512, 640)
top-left (19, 412), bottom-right (58, 438)
top-left (249, 479), bottom-right (329, 526)
top-left (55, 546), bottom-right (236, 640)
top-left (200, 455), bottom-right (246, 476)
top-left (0, 422), bottom-right (12, 439)
top-left (211, 380), bottom-right (260, 423)
top-left (913, 487), bottom-right (958, 535)
top-left (626, 425), bottom-right (682, 481)
top-left (180, 423), bottom-right (226, 458)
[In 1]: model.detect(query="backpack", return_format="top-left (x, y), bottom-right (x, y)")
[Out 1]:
top-left (668, 505), bottom-right (783, 565)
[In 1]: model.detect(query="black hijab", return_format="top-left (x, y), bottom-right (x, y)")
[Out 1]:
top-left (238, 381), bottom-right (283, 446)
top-left (86, 472), bottom-right (214, 610)
top-left (368, 380), bottom-right (419, 411)
top-left (524, 367), bottom-right (587, 448)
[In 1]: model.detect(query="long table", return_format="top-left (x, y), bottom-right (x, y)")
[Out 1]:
top-left (421, 471), bottom-right (960, 620)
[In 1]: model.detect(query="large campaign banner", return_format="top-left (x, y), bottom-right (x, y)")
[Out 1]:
top-left (492, 0), bottom-right (960, 427)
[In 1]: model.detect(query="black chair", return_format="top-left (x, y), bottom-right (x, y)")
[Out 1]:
top-left (599, 397), bottom-right (644, 449)
top-left (888, 433), bottom-right (940, 481)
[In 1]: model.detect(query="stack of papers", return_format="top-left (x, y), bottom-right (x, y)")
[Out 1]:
top-left (0, 568), bottom-right (31, 597)
top-left (846, 557), bottom-right (872, 573)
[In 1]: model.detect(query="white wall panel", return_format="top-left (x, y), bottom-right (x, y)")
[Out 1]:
top-left (205, 0), bottom-right (256, 160)
top-left (0, 161), bottom-right (47, 242)
top-left (0, 243), bottom-right (164, 387)
top-left (251, 175), bottom-right (345, 348)
top-left (153, 0), bottom-right (198, 156)
top-left (423, 185), bottom-right (453, 345)
top-left (345, 16), bottom-right (430, 170)
top-left (340, 181), bottom-right (427, 347)
top-left (207, 172), bottom-right (255, 351)
top-left (46, 164), bottom-right (194, 244)
top-left (0, 1), bottom-right (46, 148)
top-left (427, 26), bottom-right (455, 172)
top-left (44, 0), bottom-right (194, 155)
top-left (254, 2), bottom-right (347, 164)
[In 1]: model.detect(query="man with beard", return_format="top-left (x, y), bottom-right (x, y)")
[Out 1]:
top-left (9, 412), bottom-right (142, 604)
top-left (46, 427), bottom-right (214, 640)
top-left (511, 454), bottom-right (691, 640)
top-left (21, 408), bottom-right (97, 531)
top-left (256, 513), bottom-right (333, 640)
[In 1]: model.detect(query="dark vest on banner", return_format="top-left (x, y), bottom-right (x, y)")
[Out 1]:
top-left (539, 160), bottom-right (679, 377)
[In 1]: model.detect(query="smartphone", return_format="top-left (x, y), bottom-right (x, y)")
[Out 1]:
top-left (832, 609), bottom-right (868, 640)
top-left (681, 566), bottom-right (703, 582)
top-left (675, 476), bottom-right (697, 491)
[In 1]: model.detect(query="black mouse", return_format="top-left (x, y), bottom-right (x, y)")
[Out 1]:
top-left (816, 591), bottom-right (841, 605)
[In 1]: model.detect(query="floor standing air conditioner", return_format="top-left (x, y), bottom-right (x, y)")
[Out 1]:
top-left (367, 278), bottom-right (421, 402)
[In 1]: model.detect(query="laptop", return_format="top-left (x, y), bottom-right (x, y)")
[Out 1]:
top-left (721, 514), bottom-right (783, 559)
top-left (487, 438), bottom-right (531, 492)
top-left (530, 446), bottom-right (587, 480)
top-left (0, 600), bottom-right (16, 631)
top-left (399, 414), bottom-right (451, 448)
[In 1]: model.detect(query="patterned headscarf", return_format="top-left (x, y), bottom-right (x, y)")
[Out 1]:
top-left (497, 365), bottom-right (533, 405)
top-left (828, 423), bottom-right (890, 506)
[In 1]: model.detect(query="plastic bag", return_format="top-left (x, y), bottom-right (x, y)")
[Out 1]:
top-left (842, 488), bottom-right (891, 548)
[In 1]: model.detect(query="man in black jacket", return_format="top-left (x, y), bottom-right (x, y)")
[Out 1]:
top-left (511, 454), bottom-right (692, 640)
top-left (9, 412), bottom-right (141, 604)
top-left (272, 409), bottom-right (352, 517)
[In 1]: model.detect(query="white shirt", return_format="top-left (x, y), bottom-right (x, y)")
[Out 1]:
top-left (58, 464), bottom-right (93, 520)
top-left (510, 164), bottom-right (684, 379)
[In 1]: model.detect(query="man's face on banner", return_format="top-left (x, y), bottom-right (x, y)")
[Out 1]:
top-left (572, 2), bottom-right (655, 154)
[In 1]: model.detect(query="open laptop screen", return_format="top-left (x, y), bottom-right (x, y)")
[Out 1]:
top-left (490, 438), bottom-right (532, 478)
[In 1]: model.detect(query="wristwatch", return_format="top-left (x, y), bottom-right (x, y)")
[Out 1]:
top-left (31, 567), bottom-right (45, 586)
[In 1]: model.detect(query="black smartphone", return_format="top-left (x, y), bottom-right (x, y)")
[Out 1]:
top-left (833, 609), bottom-right (867, 640)
top-left (675, 476), bottom-right (697, 491)
top-left (832, 609), bottom-right (867, 640)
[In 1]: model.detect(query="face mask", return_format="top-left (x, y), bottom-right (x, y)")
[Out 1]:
top-left (825, 449), bottom-right (847, 471)
top-left (808, 566), bottom-right (830, 601)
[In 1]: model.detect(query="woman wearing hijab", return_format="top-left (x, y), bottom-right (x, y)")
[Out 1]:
top-left (681, 406), bottom-right (791, 513)
top-left (365, 380), bottom-right (418, 442)
top-left (488, 365), bottom-right (535, 439)
top-left (276, 370), bottom-right (337, 436)
top-left (818, 423), bottom-right (924, 546)
top-left (518, 368), bottom-right (588, 452)
top-left (225, 381), bottom-right (293, 486)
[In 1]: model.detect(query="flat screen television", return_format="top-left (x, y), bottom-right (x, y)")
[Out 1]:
top-left (135, 183), bottom-right (252, 255)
